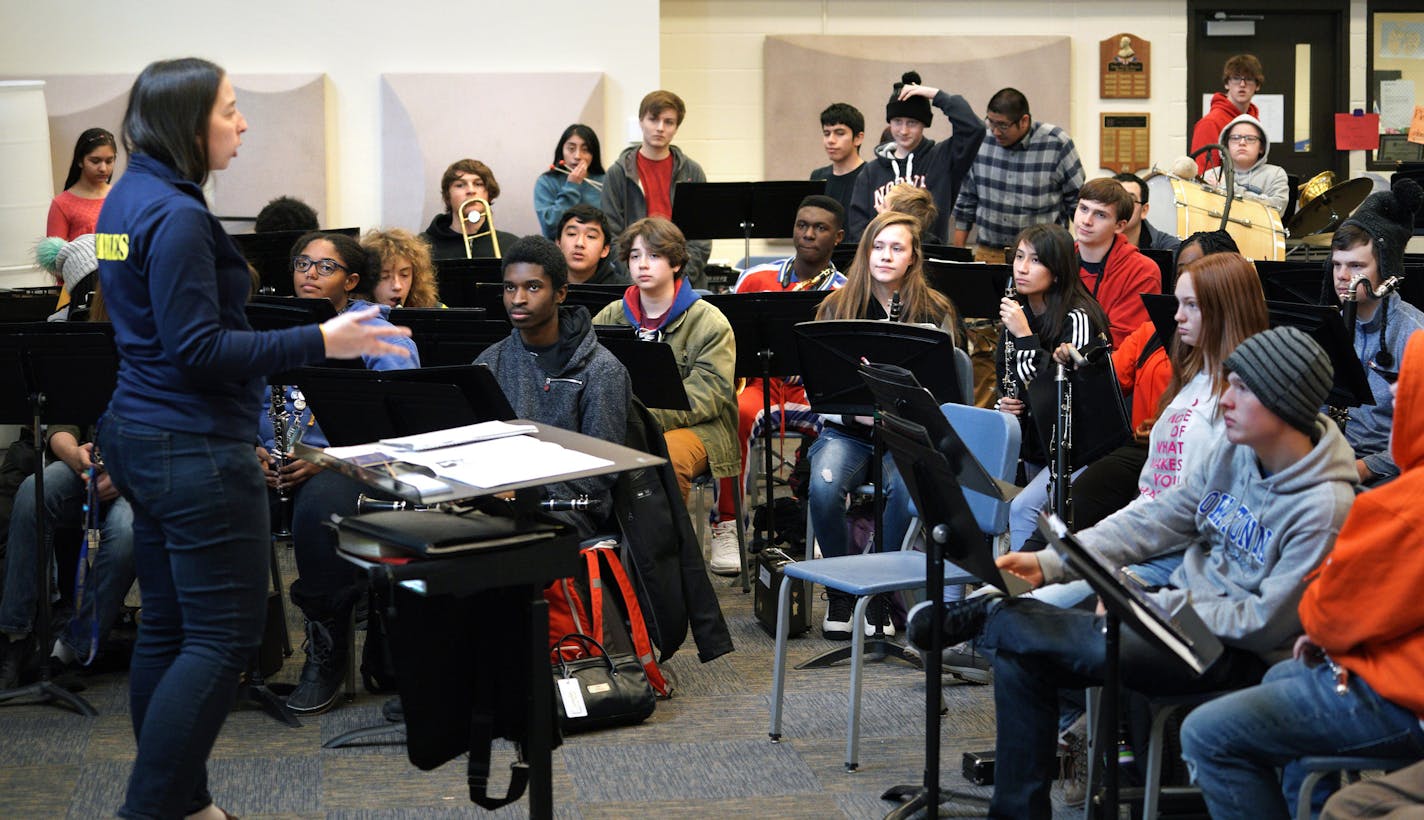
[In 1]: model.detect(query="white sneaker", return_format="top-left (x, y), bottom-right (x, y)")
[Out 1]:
top-left (709, 520), bottom-right (741, 576)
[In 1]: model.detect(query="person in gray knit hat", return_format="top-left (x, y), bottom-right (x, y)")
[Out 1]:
top-left (34, 233), bottom-right (98, 321)
top-left (1327, 177), bottom-right (1424, 485)
top-left (903, 315), bottom-right (1359, 819)
top-left (1222, 325), bottom-right (1334, 438)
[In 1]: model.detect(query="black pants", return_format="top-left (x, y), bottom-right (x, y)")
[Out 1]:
top-left (1023, 441), bottom-right (1147, 552)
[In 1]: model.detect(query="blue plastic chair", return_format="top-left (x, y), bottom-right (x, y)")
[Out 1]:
top-left (768, 402), bottom-right (1019, 771)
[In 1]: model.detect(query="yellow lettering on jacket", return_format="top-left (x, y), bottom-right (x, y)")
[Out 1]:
top-left (95, 233), bottom-right (129, 261)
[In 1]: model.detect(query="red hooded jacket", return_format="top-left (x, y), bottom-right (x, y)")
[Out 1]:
top-left (1191, 92), bottom-right (1259, 175)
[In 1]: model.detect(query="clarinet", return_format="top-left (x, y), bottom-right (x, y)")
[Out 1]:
top-left (1051, 362), bottom-right (1073, 521)
top-left (1001, 276), bottom-right (1018, 400)
top-left (74, 445), bottom-right (103, 664)
top-left (1332, 274), bottom-right (1404, 431)
top-left (269, 383), bottom-right (300, 535)
top-left (887, 289), bottom-right (902, 322)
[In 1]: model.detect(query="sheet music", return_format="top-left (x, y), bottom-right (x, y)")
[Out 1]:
top-left (394, 435), bottom-right (613, 489)
top-left (379, 420), bottom-right (536, 451)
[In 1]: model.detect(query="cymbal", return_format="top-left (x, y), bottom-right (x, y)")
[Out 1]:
top-left (1287, 177), bottom-right (1374, 238)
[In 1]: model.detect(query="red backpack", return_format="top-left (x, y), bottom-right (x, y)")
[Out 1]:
top-left (545, 541), bottom-right (670, 697)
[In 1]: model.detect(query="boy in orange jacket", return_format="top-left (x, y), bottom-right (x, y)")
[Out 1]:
top-left (1179, 330), bottom-right (1424, 819)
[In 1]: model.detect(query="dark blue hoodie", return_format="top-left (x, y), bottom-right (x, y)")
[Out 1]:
top-left (96, 154), bottom-right (325, 440)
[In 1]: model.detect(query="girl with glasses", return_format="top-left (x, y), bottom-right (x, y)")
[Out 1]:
top-left (1203, 115), bottom-right (1289, 213)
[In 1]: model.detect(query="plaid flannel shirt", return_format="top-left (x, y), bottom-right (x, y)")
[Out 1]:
top-left (952, 122), bottom-right (1084, 250)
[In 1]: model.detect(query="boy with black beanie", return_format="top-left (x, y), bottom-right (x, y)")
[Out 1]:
top-left (846, 71), bottom-right (981, 242)
top-left (906, 325), bottom-right (1358, 818)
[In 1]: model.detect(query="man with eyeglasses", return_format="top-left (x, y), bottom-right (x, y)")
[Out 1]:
top-left (1191, 54), bottom-right (1264, 175)
top-left (1112, 172), bottom-right (1181, 253)
top-left (951, 87), bottom-right (1084, 265)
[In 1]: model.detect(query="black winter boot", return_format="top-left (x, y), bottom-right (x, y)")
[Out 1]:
top-left (286, 615), bottom-right (349, 714)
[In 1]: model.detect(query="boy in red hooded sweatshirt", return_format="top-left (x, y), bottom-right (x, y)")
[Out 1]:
top-left (1180, 330), bottom-right (1424, 819)
top-left (1190, 54), bottom-right (1263, 176)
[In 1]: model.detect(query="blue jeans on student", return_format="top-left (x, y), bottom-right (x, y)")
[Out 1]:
top-left (0, 461), bottom-right (135, 656)
top-left (98, 414), bottom-right (270, 820)
top-left (1029, 551), bottom-right (1184, 610)
top-left (1180, 658), bottom-right (1424, 820)
top-left (286, 469), bottom-right (366, 616)
top-left (979, 596), bottom-right (1266, 819)
top-left (807, 425), bottom-right (913, 558)
top-left (1009, 461), bottom-right (1087, 550)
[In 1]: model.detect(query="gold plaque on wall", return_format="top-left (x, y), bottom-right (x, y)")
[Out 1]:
top-left (1100, 34), bottom-right (1150, 99)
top-left (1100, 113), bottom-right (1150, 174)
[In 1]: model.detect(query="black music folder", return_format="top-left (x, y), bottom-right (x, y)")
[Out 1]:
top-left (1037, 512), bottom-right (1223, 675)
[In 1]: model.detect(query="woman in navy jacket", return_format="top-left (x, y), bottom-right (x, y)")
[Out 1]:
top-left (95, 58), bottom-right (409, 820)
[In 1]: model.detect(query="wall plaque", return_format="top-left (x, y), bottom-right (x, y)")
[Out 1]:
top-left (1100, 113), bottom-right (1151, 173)
top-left (1100, 34), bottom-right (1150, 99)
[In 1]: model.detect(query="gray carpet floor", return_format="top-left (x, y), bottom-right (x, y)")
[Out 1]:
top-left (0, 531), bottom-right (1089, 818)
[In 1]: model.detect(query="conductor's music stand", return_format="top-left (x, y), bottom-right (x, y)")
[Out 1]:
top-left (671, 180), bottom-right (827, 266)
top-left (293, 365), bottom-right (515, 447)
top-left (702, 291), bottom-right (827, 554)
top-left (0, 323), bottom-right (117, 717)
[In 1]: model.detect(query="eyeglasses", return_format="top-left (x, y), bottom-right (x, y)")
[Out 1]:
top-left (984, 117), bottom-right (1021, 134)
top-left (1227, 134), bottom-right (1262, 145)
top-left (292, 255), bottom-right (349, 277)
top-left (1226, 76), bottom-right (1258, 86)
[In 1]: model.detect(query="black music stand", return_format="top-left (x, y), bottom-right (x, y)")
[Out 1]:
top-left (562, 284), bottom-right (626, 316)
top-left (434, 258), bottom-right (505, 308)
top-left (0, 323), bottom-right (117, 717)
top-left (595, 337), bottom-right (693, 412)
top-left (920, 261), bottom-right (1010, 318)
top-left (307, 423), bottom-right (660, 820)
top-left (671, 181), bottom-right (827, 267)
top-left (0, 288), bottom-right (63, 323)
top-left (293, 365), bottom-right (515, 447)
top-left (1255, 261), bottom-right (1330, 305)
top-left (1037, 511), bottom-right (1224, 820)
top-left (876, 410), bottom-right (1027, 820)
top-left (385, 308), bottom-right (506, 366)
top-left (793, 320), bottom-right (963, 666)
top-left (1268, 301), bottom-right (1376, 411)
top-left (1139, 247), bottom-right (1176, 293)
top-left (232, 227), bottom-right (360, 296)
top-left (702, 291), bottom-right (827, 554)
top-left (921, 244), bottom-right (974, 263)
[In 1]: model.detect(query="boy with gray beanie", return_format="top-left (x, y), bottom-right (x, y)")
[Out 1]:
top-left (1328, 177), bottom-right (1424, 485)
top-left (906, 325), bottom-right (1359, 818)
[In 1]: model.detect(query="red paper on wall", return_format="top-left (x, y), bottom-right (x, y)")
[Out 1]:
top-left (1335, 112), bottom-right (1381, 151)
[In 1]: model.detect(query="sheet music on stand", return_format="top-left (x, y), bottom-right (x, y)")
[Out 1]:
top-left (297, 421), bottom-right (663, 508)
top-left (1037, 512), bottom-right (1223, 675)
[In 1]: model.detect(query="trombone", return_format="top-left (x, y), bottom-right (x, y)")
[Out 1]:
top-left (457, 197), bottom-right (501, 259)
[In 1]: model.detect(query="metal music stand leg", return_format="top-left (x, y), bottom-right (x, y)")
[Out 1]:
top-left (0, 398), bottom-right (97, 717)
top-left (881, 523), bottom-right (987, 819)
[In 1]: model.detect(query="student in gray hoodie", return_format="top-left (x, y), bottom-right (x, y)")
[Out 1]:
top-left (475, 235), bottom-right (631, 536)
top-left (1203, 114), bottom-right (1289, 214)
top-left (906, 325), bottom-right (1358, 819)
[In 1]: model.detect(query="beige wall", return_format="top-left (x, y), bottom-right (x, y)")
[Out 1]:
top-left (0, 0), bottom-right (659, 236)
top-left (662, 0), bottom-right (1377, 261)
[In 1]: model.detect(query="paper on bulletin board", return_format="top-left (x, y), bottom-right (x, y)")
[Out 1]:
top-left (1380, 80), bottom-right (1416, 131)
top-left (1411, 107), bottom-right (1424, 146)
top-left (1335, 112), bottom-right (1381, 150)
top-left (1203, 93), bottom-right (1283, 143)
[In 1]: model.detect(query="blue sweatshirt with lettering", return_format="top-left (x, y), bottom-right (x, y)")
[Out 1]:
top-left (1038, 414), bottom-right (1357, 661)
top-left (97, 154), bottom-right (326, 441)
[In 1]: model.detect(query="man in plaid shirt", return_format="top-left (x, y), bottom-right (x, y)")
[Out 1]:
top-left (951, 88), bottom-right (1084, 264)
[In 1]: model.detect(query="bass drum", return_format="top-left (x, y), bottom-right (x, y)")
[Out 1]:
top-left (1143, 173), bottom-right (1285, 261)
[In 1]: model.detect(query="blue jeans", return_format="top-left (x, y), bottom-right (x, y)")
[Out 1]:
top-left (0, 461), bottom-right (135, 656)
top-left (1008, 461), bottom-right (1086, 550)
top-left (1180, 658), bottom-right (1424, 820)
top-left (286, 469), bottom-right (365, 617)
top-left (98, 414), bottom-right (270, 820)
top-left (980, 597), bottom-right (1266, 819)
top-left (807, 425), bottom-right (912, 558)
